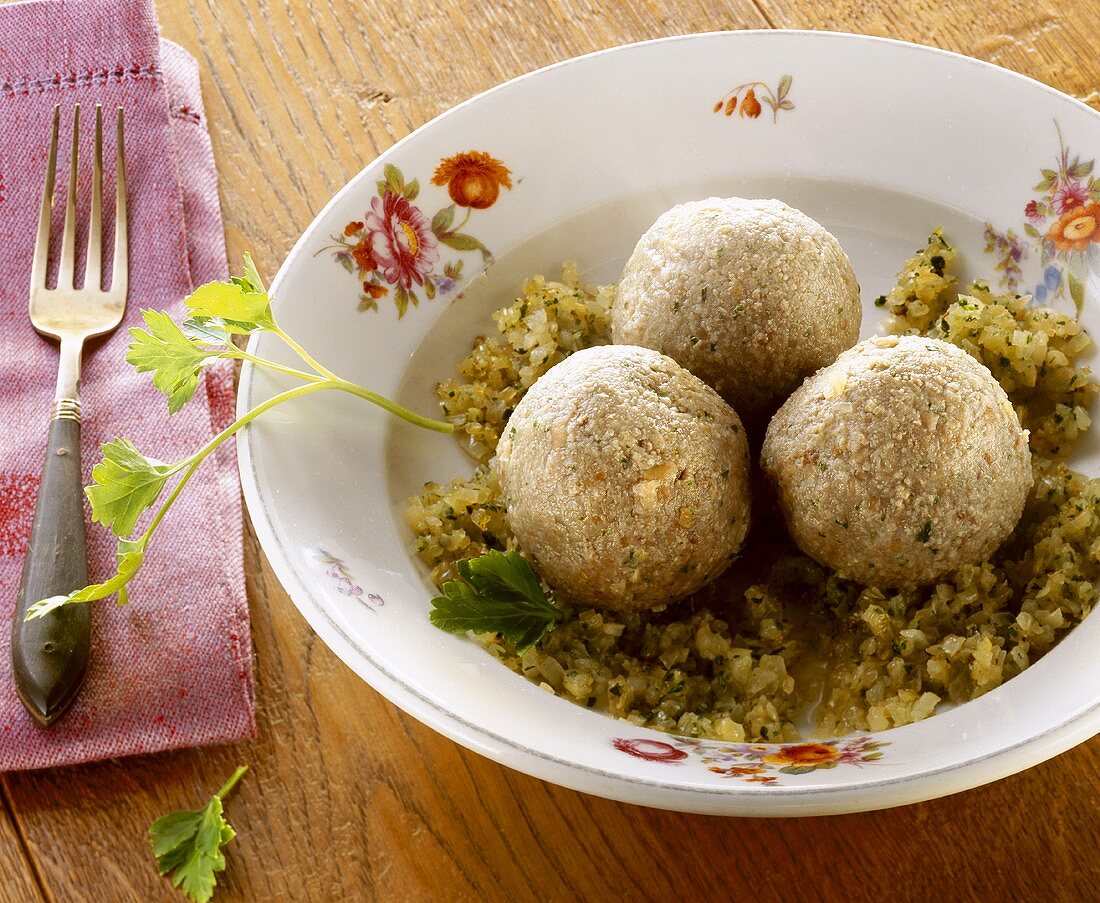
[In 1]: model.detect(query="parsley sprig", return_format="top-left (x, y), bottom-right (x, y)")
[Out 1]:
top-left (429, 550), bottom-right (564, 652)
top-left (25, 255), bottom-right (452, 621)
top-left (150, 765), bottom-right (247, 903)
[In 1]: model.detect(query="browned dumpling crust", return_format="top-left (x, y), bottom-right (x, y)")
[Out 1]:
top-left (762, 335), bottom-right (1033, 588)
top-left (496, 345), bottom-right (751, 610)
top-left (613, 197), bottom-right (861, 417)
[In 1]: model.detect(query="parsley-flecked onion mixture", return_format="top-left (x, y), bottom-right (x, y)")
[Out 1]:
top-left (406, 240), bottom-right (1098, 742)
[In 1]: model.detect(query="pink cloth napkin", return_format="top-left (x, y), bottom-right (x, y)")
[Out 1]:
top-left (0, 0), bottom-right (254, 770)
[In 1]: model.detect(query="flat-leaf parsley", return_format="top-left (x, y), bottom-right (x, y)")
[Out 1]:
top-left (150, 765), bottom-right (248, 903)
top-left (25, 256), bottom-right (453, 621)
top-left (429, 550), bottom-right (563, 652)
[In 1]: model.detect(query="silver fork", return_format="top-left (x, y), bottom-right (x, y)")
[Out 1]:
top-left (11, 104), bottom-right (128, 727)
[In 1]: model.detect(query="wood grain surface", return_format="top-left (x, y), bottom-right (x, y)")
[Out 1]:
top-left (3, 1), bottom-right (1100, 900)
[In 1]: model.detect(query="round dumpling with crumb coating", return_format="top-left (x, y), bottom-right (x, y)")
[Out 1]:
top-left (612, 197), bottom-right (861, 417)
top-left (495, 344), bottom-right (751, 611)
top-left (761, 335), bottom-right (1032, 588)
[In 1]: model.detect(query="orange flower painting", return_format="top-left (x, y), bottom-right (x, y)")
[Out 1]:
top-left (983, 123), bottom-right (1098, 314)
top-left (1047, 203), bottom-right (1100, 252)
top-left (329, 155), bottom-right (509, 316)
top-left (708, 765), bottom-right (767, 776)
top-left (432, 151), bottom-right (513, 210)
top-left (762, 743), bottom-right (840, 768)
top-left (740, 87), bottom-right (762, 119)
top-left (713, 75), bottom-right (793, 123)
top-left (613, 734), bottom-right (888, 785)
top-left (351, 238), bottom-right (376, 272)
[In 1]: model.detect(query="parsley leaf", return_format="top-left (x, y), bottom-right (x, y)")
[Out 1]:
top-left (181, 317), bottom-right (232, 347)
top-left (86, 438), bottom-right (183, 538)
top-left (26, 537), bottom-right (147, 619)
top-left (127, 310), bottom-right (221, 414)
top-left (459, 550), bottom-right (546, 606)
top-left (236, 251), bottom-right (266, 295)
top-left (185, 280), bottom-right (274, 334)
top-left (23, 253), bottom-right (454, 624)
top-left (429, 550), bottom-right (563, 652)
top-left (150, 765), bottom-right (247, 903)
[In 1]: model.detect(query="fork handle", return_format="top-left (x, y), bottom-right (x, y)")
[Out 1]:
top-left (11, 408), bottom-right (92, 727)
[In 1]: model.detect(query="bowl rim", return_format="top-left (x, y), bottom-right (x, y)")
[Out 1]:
top-left (238, 29), bottom-right (1100, 813)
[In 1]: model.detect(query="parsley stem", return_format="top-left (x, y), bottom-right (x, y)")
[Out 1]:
top-left (266, 324), bottom-right (452, 432)
top-left (194, 380), bottom-right (335, 465)
top-left (142, 458), bottom-right (199, 541)
top-left (229, 349), bottom-right (324, 383)
top-left (331, 378), bottom-right (454, 433)
top-left (271, 325), bottom-right (340, 382)
top-left (143, 375), bottom-right (450, 546)
top-left (215, 764), bottom-right (249, 800)
top-left (143, 381), bottom-right (334, 542)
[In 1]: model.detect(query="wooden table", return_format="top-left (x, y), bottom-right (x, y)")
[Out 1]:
top-left (3, 2), bottom-right (1099, 899)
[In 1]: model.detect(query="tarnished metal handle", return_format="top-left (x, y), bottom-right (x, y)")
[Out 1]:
top-left (10, 406), bottom-right (92, 727)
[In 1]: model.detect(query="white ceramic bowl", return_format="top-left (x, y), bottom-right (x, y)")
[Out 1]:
top-left (239, 31), bottom-right (1100, 816)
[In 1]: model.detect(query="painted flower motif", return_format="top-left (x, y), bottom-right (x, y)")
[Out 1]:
top-left (365, 191), bottom-right (439, 290)
top-left (611, 738), bottom-right (688, 763)
top-left (613, 734), bottom-right (889, 785)
top-left (329, 158), bottom-right (503, 316)
top-left (983, 224), bottom-right (1027, 291)
top-left (740, 87), bottom-right (762, 119)
top-left (713, 75), bottom-right (793, 124)
top-left (709, 765), bottom-right (766, 776)
top-left (435, 260), bottom-right (463, 298)
top-left (762, 743), bottom-right (840, 768)
top-left (318, 550), bottom-right (384, 613)
top-left (1047, 203), bottom-right (1100, 252)
top-left (431, 151), bottom-right (513, 210)
top-left (1052, 180), bottom-right (1090, 214)
top-left (351, 237), bottom-right (377, 272)
top-left (983, 123), bottom-right (1098, 315)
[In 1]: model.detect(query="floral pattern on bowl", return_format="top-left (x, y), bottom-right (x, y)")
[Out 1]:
top-left (984, 123), bottom-right (1099, 313)
top-left (712, 74), bottom-right (794, 122)
top-left (318, 549), bottom-right (384, 613)
top-left (241, 32), bottom-right (1100, 816)
top-left (612, 736), bottom-right (889, 785)
top-left (326, 152), bottom-right (512, 317)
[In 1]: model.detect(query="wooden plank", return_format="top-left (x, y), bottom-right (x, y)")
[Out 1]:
top-left (753, 0), bottom-right (1100, 112)
top-left (5, 0), bottom-right (1100, 898)
top-left (0, 783), bottom-right (45, 902)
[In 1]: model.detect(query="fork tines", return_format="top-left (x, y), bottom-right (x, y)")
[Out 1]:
top-left (31, 104), bottom-right (127, 300)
